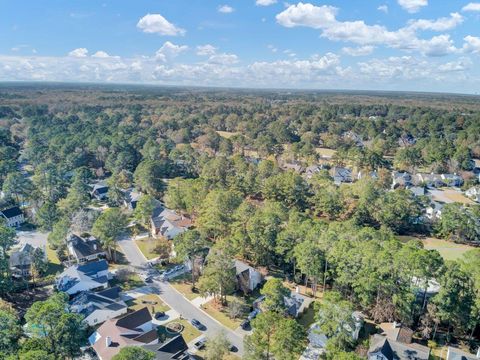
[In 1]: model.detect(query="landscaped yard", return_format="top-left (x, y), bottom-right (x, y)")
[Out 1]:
top-left (135, 237), bottom-right (169, 260)
top-left (45, 247), bottom-right (64, 276)
top-left (398, 236), bottom-right (475, 261)
top-left (126, 294), bottom-right (170, 313)
top-left (160, 319), bottom-right (202, 343)
top-left (170, 274), bottom-right (199, 301)
top-left (297, 302), bottom-right (318, 328)
top-left (110, 270), bottom-right (145, 291)
top-left (201, 296), bottom-right (246, 330)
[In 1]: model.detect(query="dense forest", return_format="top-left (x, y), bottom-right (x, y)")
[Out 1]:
top-left (0, 84), bottom-right (479, 360)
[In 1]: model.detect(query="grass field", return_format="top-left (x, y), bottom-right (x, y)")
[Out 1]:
top-left (126, 294), bottom-right (170, 313)
top-left (315, 147), bottom-right (337, 158)
top-left (135, 237), bottom-right (164, 260)
top-left (170, 274), bottom-right (200, 301)
top-left (110, 271), bottom-right (145, 291)
top-left (216, 131), bottom-right (239, 139)
top-left (45, 247), bottom-right (64, 276)
top-left (398, 236), bottom-right (475, 261)
top-left (201, 296), bottom-right (246, 330)
top-left (162, 319), bottom-right (202, 343)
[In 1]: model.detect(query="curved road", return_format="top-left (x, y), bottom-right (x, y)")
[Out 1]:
top-left (117, 235), bottom-right (245, 355)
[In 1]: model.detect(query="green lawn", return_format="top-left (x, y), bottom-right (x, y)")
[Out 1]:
top-left (201, 297), bottom-right (246, 330)
top-left (298, 302), bottom-right (317, 328)
top-left (110, 272), bottom-right (144, 291)
top-left (45, 247), bottom-right (64, 276)
top-left (398, 236), bottom-right (475, 261)
top-left (126, 294), bottom-right (170, 313)
top-left (170, 274), bottom-right (199, 301)
top-left (135, 237), bottom-right (167, 260)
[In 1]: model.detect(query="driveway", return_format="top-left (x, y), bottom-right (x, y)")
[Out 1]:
top-left (153, 280), bottom-right (245, 356)
top-left (15, 230), bottom-right (48, 249)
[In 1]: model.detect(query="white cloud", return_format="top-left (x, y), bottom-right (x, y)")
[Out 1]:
top-left (208, 53), bottom-right (239, 65)
top-left (407, 13), bottom-right (463, 31)
top-left (267, 44), bottom-right (278, 53)
top-left (463, 35), bottom-right (480, 53)
top-left (218, 5), bottom-right (235, 13)
top-left (378, 5), bottom-right (388, 13)
top-left (92, 51), bottom-right (111, 58)
top-left (276, 3), bottom-right (460, 56)
top-left (437, 58), bottom-right (472, 72)
top-left (155, 41), bottom-right (188, 62)
top-left (462, 2), bottom-right (480, 12)
top-left (197, 44), bottom-right (217, 56)
top-left (68, 48), bottom-right (88, 57)
top-left (397, 0), bottom-right (428, 13)
top-left (256, 0), bottom-right (277, 6)
top-left (137, 13), bottom-right (185, 36)
top-left (342, 45), bottom-right (375, 56)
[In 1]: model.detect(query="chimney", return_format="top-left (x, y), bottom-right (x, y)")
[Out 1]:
top-left (93, 243), bottom-right (97, 251)
top-left (105, 336), bottom-right (112, 347)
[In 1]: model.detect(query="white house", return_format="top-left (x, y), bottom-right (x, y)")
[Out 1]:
top-left (56, 259), bottom-right (110, 296)
top-left (69, 287), bottom-right (127, 326)
top-left (0, 206), bottom-right (25, 227)
top-left (234, 260), bottom-right (263, 293)
top-left (425, 201), bottom-right (444, 220)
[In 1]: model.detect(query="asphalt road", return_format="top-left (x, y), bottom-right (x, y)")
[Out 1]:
top-left (153, 279), bottom-right (245, 356)
top-left (116, 235), bottom-right (246, 355)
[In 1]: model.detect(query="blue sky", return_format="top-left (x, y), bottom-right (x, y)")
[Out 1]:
top-left (1, 0), bottom-right (479, 93)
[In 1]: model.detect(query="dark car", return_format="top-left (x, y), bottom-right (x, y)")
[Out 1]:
top-left (229, 345), bottom-right (238, 353)
top-left (154, 311), bottom-right (165, 319)
top-left (240, 319), bottom-right (250, 330)
top-left (191, 319), bottom-right (205, 330)
top-left (193, 338), bottom-right (206, 350)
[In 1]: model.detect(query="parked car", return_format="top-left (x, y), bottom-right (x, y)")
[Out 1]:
top-left (145, 276), bottom-right (153, 283)
top-left (229, 344), bottom-right (238, 353)
top-left (240, 319), bottom-right (250, 330)
top-left (154, 311), bottom-right (165, 319)
top-left (193, 337), bottom-right (206, 350)
top-left (191, 319), bottom-right (205, 330)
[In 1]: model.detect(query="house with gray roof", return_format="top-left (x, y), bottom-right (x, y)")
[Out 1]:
top-left (446, 346), bottom-right (480, 360)
top-left (69, 286), bottom-right (127, 326)
top-left (9, 243), bottom-right (45, 278)
top-left (56, 259), bottom-right (110, 296)
top-left (67, 234), bottom-right (106, 264)
top-left (234, 260), bottom-right (263, 294)
top-left (142, 335), bottom-right (190, 360)
top-left (151, 205), bottom-right (192, 240)
top-left (0, 206), bottom-right (25, 228)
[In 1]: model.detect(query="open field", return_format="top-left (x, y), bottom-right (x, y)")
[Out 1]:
top-left (429, 189), bottom-right (476, 205)
top-left (398, 236), bottom-right (475, 261)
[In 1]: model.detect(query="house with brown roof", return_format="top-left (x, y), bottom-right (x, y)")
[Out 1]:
top-left (90, 307), bottom-right (159, 360)
top-left (151, 205), bottom-right (192, 240)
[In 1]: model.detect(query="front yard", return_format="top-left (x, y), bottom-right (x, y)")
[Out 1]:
top-left (201, 295), bottom-right (248, 330)
top-left (170, 274), bottom-right (200, 301)
top-left (110, 268), bottom-right (144, 291)
top-left (45, 246), bottom-right (64, 276)
top-left (159, 319), bottom-right (202, 343)
top-left (126, 294), bottom-right (170, 313)
top-left (135, 236), bottom-right (170, 260)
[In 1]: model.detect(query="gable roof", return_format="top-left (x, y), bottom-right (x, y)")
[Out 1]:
top-left (369, 334), bottom-right (430, 360)
top-left (9, 243), bottom-right (36, 268)
top-left (116, 307), bottom-right (152, 330)
top-left (57, 259), bottom-right (109, 293)
top-left (447, 347), bottom-right (479, 360)
top-left (143, 335), bottom-right (189, 360)
top-left (67, 234), bottom-right (105, 259)
top-left (70, 286), bottom-right (127, 319)
top-left (1, 206), bottom-right (22, 218)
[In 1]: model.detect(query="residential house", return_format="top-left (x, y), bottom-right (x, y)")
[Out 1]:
top-left (392, 171), bottom-right (413, 189)
top-left (330, 167), bottom-right (352, 185)
top-left (465, 187), bottom-right (480, 203)
top-left (254, 290), bottom-right (313, 318)
top-left (408, 186), bottom-right (426, 197)
top-left (415, 173), bottom-right (446, 188)
top-left (398, 134), bottom-right (416, 147)
top-left (123, 188), bottom-right (142, 210)
top-left (9, 243), bottom-right (44, 278)
top-left (441, 173), bottom-right (463, 187)
top-left (446, 346), bottom-right (480, 360)
top-left (56, 259), bottom-right (110, 296)
top-left (91, 183), bottom-right (109, 201)
top-left (357, 170), bottom-right (378, 181)
top-left (300, 312), bottom-right (364, 360)
top-left (281, 162), bottom-right (305, 174)
top-left (151, 206), bottom-right (192, 240)
top-left (343, 131), bottom-right (364, 147)
top-left (0, 206), bottom-right (25, 227)
top-left (67, 234), bottom-right (106, 264)
top-left (142, 335), bottom-right (191, 360)
top-left (305, 165), bottom-right (326, 179)
top-left (69, 286), bottom-right (128, 326)
top-left (90, 307), bottom-right (159, 360)
top-left (234, 260), bottom-right (263, 294)
top-left (368, 323), bottom-right (430, 360)
top-left (425, 201), bottom-right (444, 220)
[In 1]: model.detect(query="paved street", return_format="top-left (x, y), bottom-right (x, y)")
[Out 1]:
top-left (117, 235), bottom-right (246, 356)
